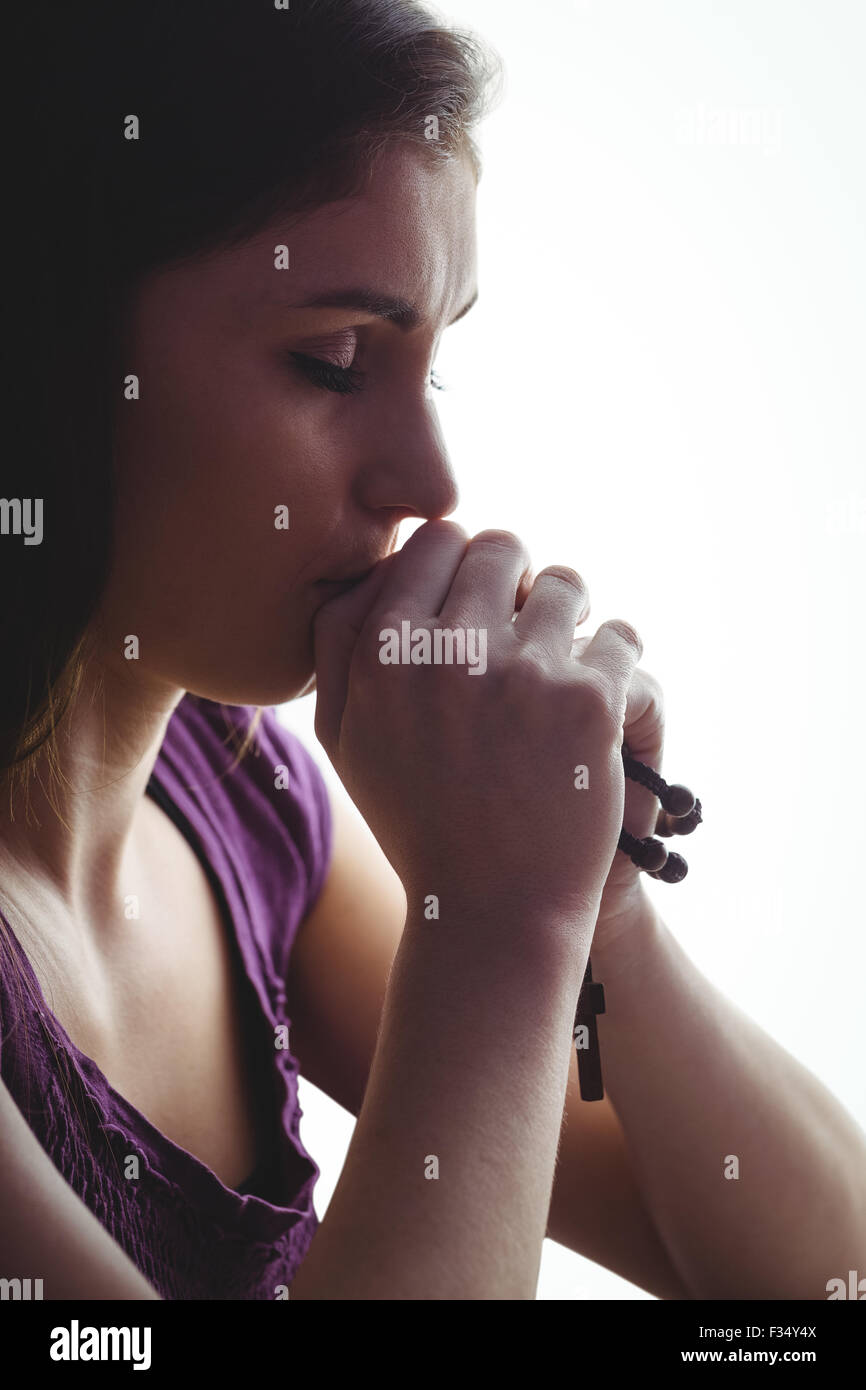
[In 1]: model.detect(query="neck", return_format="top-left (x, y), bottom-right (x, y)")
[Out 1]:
top-left (0, 652), bottom-right (183, 940)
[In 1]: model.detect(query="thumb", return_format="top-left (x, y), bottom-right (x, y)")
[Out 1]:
top-left (619, 667), bottom-right (666, 843)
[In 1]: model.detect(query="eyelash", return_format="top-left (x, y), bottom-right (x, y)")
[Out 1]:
top-left (289, 353), bottom-right (447, 396)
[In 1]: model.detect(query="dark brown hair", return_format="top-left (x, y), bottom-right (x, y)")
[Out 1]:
top-left (3, 0), bottom-right (501, 796)
top-left (0, 1), bottom-right (501, 1113)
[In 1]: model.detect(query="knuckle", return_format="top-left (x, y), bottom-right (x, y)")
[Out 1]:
top-left (508, 641), bottom-right (544, 677)
top-left (536, 564), bottom-right (587, 596)
top-left (363, 608), bottom-right (409, 665)
top-left (580, 669), bottom-right (625, 733)
top-left (502, 643), bottom-right (547, 693)
top-left (470, 528), bottom-right (528, 562)
top-left (423, 517), bottom-right (469, 546)
top-left (375, 605), bottom-right (409, 634)
top-left (603, 618), bottom-right (643, 658)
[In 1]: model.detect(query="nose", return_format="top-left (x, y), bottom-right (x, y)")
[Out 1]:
top-left (353, 393), bottom-right (460, 521)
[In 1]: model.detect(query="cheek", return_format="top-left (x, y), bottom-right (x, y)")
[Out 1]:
top-left (109, 357), bottom-right (346, 644)
top-left (99, 432), bottom-right (330, 703)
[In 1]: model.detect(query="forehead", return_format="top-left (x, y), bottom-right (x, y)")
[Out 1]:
top-left (214, 142), bottom-right (479, 334)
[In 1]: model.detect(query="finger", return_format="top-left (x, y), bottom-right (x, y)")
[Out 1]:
top-left (438, 529), bottom-right (532, 626)
top-left (620, 668), bottom-right (665, 840)
top-left (573, 646), bottom-right (662, 763)
top-left (312, 555), bottom-right (398, 752)
top-left (578, 618), bottom-right (644, 711)
top-left (316, 520), bottom-right (471, 752)
top-left (514, 565), bottom-right (535, 614)
top-left (368, 519), bottom-right (470, 622)
top-left (512, 564), bottom-right (590, 657)
top-left (621, 667), bottom-right (664, 769)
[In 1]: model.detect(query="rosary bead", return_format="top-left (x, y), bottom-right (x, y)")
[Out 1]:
top-left (620, 755), bottom-right (702, 886)
top-left (661, 783), bottom-right (696, 817)
top-left (637, 837), bottom-right (668, 871)
top-left (651, 851), bottom-right (688, 883)
top-left (671, 799), bottom-right (703, 835)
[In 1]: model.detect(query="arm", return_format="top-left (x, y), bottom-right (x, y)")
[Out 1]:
top-left (288, 790), bottom-right (690, 1298)
top-left (544, 1040), bottom-right (690, 1297)
top-left (295, 521), bottom-right (670, 1297)
top-left (291, 869), bottom-right (591, 1300)
top-left (0, 1079), bottom-right (162, 1299)
top-left (587, 885), bottom-right (866, 1300)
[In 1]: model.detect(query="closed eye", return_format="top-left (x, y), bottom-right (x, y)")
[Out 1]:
top-left (289, 353), bottom-right (365, 395)
top-left (288, 353), bottom-right (448, 397)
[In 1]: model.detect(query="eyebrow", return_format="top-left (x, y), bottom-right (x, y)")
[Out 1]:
top-left (283, 287), bottom-right (478, 330)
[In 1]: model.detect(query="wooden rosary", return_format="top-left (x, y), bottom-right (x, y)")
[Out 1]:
top-left (574, 742), bottom-right (703, 1100)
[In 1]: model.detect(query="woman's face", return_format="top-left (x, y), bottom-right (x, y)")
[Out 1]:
top-left (103, 141), bottom-right (478, 706)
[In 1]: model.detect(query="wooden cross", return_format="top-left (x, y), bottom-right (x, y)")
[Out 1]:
top-left (573, 955), bottom-right (606, 1100)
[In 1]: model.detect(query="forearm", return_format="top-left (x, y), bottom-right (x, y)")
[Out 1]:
top-left (589, 890), bottom-right (866, 1299)
top-left (291, 897), bottom-right (589, 1300)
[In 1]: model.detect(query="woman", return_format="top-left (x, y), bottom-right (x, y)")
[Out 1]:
top-left (2, 0), bottom-right (864, 1301)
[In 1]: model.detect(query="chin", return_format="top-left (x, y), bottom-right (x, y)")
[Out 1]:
top-left (160, 615), bottom-right (317, 707)
top-left (181, 655), bottom-right (316, 709)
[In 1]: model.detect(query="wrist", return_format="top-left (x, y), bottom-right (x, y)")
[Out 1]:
top-left (400, 875), bottom-right (600, 982)
top-left (591, 880), bottom-right (663, 981)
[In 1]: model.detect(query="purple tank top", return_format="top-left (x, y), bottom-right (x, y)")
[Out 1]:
top-left (0, 694), bottom-right (333, 1299)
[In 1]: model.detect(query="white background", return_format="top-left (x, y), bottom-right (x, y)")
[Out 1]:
top-left (277, 0), bottom-right (866, 1298)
